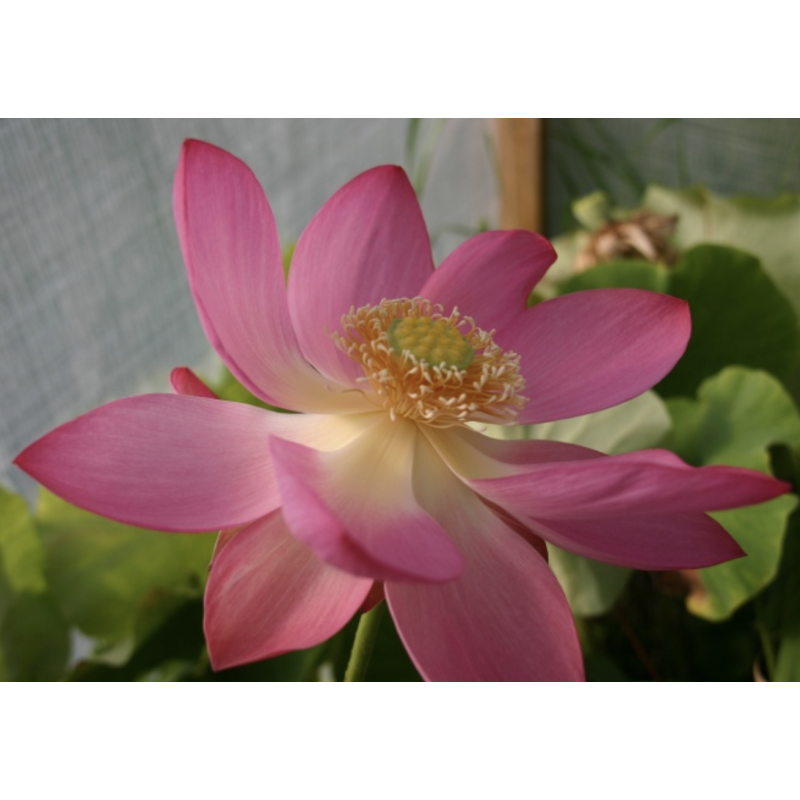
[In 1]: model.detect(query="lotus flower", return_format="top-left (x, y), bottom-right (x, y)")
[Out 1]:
top-left (15, 141), bottom-right (789, 681)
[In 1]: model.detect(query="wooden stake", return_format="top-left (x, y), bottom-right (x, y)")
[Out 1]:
top-left (496, 118), bottom-right (545, 233)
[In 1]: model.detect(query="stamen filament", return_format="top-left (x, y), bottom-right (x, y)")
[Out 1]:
top-left (332, 298), bottom-right (527, 428)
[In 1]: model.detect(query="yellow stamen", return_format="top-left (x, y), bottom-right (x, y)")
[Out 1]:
top-left (332, 297), bottom-right (527, 428)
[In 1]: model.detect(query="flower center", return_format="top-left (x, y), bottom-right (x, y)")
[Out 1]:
top-left (387, 316), bottom-right (475, 371)
top-left (333, 297), bottom-right (527, 428)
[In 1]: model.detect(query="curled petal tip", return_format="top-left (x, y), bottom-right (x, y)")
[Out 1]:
top-left (170, 366), bottom-right (218, 399)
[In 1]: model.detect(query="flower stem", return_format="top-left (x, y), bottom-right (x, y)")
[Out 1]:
top-left (343, 603), bottom-right (385, 682)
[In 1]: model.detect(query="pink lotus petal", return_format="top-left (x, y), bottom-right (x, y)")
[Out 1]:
top-left (209, 525), bottom-right (245, 569)
top-left (424, 425), bottom-right (602, 480)
top-left (480, 496), bottom-right (549, 561)
top-left (425, 429), bottom-right (760, 572)
top-left (287, 166), bottom-right (435, 386)
top-left (508, 289), bottom-right (691, 424)
top-left (14, 395), bottom-right (345, 532)
top-left (170, 367), bottom-right (218, 399)
top-left (175, 140), bottom-right (365, 414)
top-left (421, 229), bottom-right (556, 334)
top-left (269, 437), bottom-right (400, 580)
top-left (472, 449), bottom-right (790, 519)
top-left (205, 510), bottom-right (371, 670)
top-left (360, 582), bottom-right (385, 613)
top-left (270, 417), bottom-right (464, 583)
top-left (532, 513), bottom-right (745, 570)
top-left (387, 441), bottom-right (582, 681)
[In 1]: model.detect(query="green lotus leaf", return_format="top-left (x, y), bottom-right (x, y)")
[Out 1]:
top-left (663, 368), bottom-right (800, 621)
